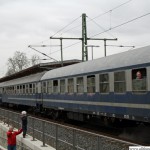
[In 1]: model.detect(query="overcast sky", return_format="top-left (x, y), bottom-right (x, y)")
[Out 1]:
top-left (0, 0), bottom-right (150, 77)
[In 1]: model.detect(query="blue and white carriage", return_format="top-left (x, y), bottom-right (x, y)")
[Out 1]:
top-left (0, 46), bottom-right (150, 123)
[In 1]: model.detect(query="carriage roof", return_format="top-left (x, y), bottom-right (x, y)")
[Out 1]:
top-left (0, 72), bottom-right (45, 87)
top-left (41, 45), bottom-right (150, 80)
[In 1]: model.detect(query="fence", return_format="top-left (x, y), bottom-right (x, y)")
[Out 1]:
top-left (0, 125), bottom-right (32, 150)
top-left (0, 108), bottom-right (136, 150)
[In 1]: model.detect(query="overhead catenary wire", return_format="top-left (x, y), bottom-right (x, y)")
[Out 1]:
top-left (48, 1), bottom-right (134, 56)
top-left (32, 0), bottom-right (133, 51)
top-left (87, 16), bottom-right (116, 39)
top-left (91, 12), bottom-right (150, 38)
top-left (49, 41), bottom-right (82, 55)
top-left (28, 46), bottom-right (58, 62)
top-left (50, 12), bottom-right (150, 55)
top-left (61, 0), bottom-right (133, 36)
top-left (31, 0), bottom-right (133, 50)
top-left (93, 0), bottom-right (133, 20)
top-left (106, 45), bottom-right (135, 48)
top-left (50, 16), bottom-right (81, 38)
top-left (28, 0), bottom-right (145, 60)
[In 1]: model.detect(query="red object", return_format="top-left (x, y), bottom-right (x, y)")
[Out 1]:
top-left (7, 129), bottom-right (23, 145)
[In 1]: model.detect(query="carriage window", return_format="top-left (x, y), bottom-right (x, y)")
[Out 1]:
top-left (17, 85), bottom-right (20, 94)
top-left (10, 86), bottom-right (13, 94)
top-left (132, 68), bottom-right (147, 93)
top-left (114, 71), bottom-right (126, 93)
top-left (77, 77), bottom-right (84, 93)
top-left (53, 80), bottom-right (58, 93)
top-left (20, 85), bottom-right (23, 94)
top-left (9, 87), bottom-right (11, 95)
top-left (6, 87), bottom-right (8, 94)
top-left (23, 85), bottom-right (25, 94)
top-left (42, 82), bottom-right (47, 93)
top-left (33, 84), bottom-right (36, 94)
top-left (11, 87), bottom-right (13, 94)
top-left (36, 83), bottom-right (38, 93)
top-left (29, 84), bottom-right (32, 94)
top-left (0, 88), bottom-right (2, 94)
top-left (11, 86), bottom-right (13, 94)
top-left (100, 73), bottom-right (109, 93)
top-left (68, 78), bottom-right (74, 93)
top-left (14, 86), bottom-right (16, 94)
top-left (26, 84), bottom-right (29, 94)
top-left (87, 75), bottom-right (95, 93)
top-left (47, 81), bottom-right (52, 94)
top-left (60, 80), bottom-right (65, 93)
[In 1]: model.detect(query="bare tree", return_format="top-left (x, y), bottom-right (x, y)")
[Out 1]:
top-left (30, 54), bottom-right (41, 66)
top-left (6, 51), bottom-right (30, 75)
top-left (6, 51), bottom-right (42, 76)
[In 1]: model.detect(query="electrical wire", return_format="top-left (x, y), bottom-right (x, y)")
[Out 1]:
top-left (50, 12), bottom-right (150, 55)
top-left (90, 12), bottom-right (150, 38)
top-left (50, 16), bottom-right (81, 38)
top-left (57, 0), bottom-right (132, 37)
top-left (30, 0), bottom-right (133, 49)
top-left (93, 0), bottom-right (133, 20)
top-left (28, 46), bottom-right (58, 62)
top-left (87, 16), bottom-right (116, 38)
top-left (50, 41), bottom-right (82, 55)
top-left (106, 45), bottom-right (135, 48)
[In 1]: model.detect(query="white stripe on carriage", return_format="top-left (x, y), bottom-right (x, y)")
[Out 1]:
top-left (8, 97), bottom-right (150, 109)
top-left (42, 99), bottom-right (150, 109)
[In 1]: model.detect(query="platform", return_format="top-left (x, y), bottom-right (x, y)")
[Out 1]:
top-left (0, 122), bottom-right (55, 150)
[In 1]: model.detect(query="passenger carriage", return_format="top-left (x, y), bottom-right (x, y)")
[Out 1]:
top-left (0, 46), bottom-right (150, 124)
top-left (40, 45), bottom-right (150, 123)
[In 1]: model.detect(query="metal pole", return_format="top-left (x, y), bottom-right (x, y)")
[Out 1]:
top-left (91, 46), bottom-right (93, 60)
top-left (60, 38), bottom-right (63, 66)
top-left (73, 129), bottom-right (76, 150)
top-left (56, 125), bottom-right (58, 150)
top-left (31, 118), bottom-right (36, 141)
top-left (82, 13), bottom-right (88, 61)
top-left (97, 136), bottom-right (100, 150)
top-left (18, 114), bottom-right (20, 129)
top-left (41, 121), bottom-right (46, 147)
top-left (7, 111), bottom-right (9, 127)
top-left (104, 39), bottom-right (106, 57)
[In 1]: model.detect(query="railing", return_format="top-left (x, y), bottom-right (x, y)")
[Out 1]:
top-left (0, 108), bottom-right (136, 150)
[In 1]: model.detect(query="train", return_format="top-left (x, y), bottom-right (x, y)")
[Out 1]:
top-left (0, 45), bottom-right (150, 125)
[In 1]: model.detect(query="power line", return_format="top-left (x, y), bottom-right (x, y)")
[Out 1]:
top-left (30, 1), bottom-right (132, 47)
top-left (28, 46), bottom-right (58, 62)
top-left (50, 16), bottom-right (81, 38)
top-left (61, 24), bottom-right (81, 35)
top-left (106, 45), bottom-right (135, 48)
top-left (50, 12), bottom-right (149, 55)
top-left (93, 0), bottom-right (133, 20)
top-left (91, 12), bottom-right (150, 38)
top-left (56, 1), bottom-right (133, 37)
top-left (87, 16), bottom-right (116, 38)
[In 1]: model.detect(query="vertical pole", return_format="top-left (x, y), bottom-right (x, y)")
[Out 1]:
top-left (56, 125), bottom-right (58, 150)
top-left (60, 38), bottom-right (63, 66)
top-left (91, 46), bottom-right (93, 60)
top-left (41, 121), bottom-right (46, 147)
top-left (18, 114), bottom-right (20, 129)
top-left (97, 136), bottom-right (100, 150)
top-left (31, 118), bottom-right (36, 141)
top-left (7, 111), bottom-right (9, 127)
top-left (73, 129), bottom-right (76, 150)
top-left (82, 13), bottom-right (88, 61)
top-left (104, 39), bottom-right (106, 57)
